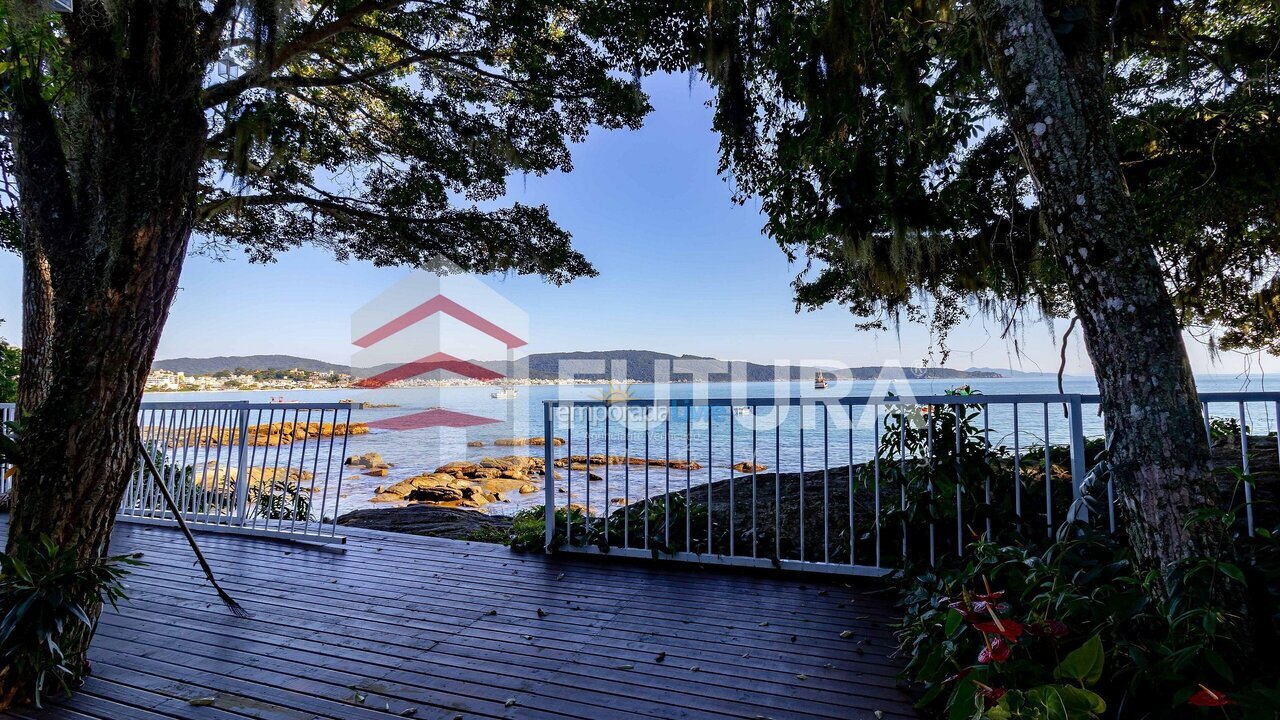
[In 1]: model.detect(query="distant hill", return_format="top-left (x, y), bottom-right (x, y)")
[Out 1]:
top-left (965, 366), bottom-right (1087, 379)
top-left (155, 352), bottom-right (1001, 382)
top-left (153, 355), bottom-right (351, 375)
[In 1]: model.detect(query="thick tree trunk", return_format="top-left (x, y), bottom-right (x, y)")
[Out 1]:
top-left (1, 1), bottom-right (206, 706)
top-left (974, 0), bottom-right (1221, 583)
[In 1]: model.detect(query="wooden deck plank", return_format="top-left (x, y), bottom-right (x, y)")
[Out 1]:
top-left (0, 517), bottom-right (916, 720)
top-left (112, 531), bottom-right (901, 648)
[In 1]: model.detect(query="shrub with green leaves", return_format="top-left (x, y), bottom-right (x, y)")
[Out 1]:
top-left (898, 521), bottom-right (1280, 718)
top-left (0, 537), bottom-right (141, 706)
top-left (508, 505), bottom-right (589, 553)
top-left (247, 481), bottom-right (312, 522)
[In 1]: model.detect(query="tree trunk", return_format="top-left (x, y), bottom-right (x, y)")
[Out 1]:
top-left (974, 0), bottom-right (1221, 584)
top-left (1, 1), bottom-right (206, 706)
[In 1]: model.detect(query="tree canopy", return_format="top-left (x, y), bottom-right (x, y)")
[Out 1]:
top-left (1, 0), bottom-right (652, 282)
top-left (661, 0), bottom-right (1280, 360)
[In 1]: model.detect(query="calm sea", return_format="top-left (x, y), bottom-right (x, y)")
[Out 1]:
top-left (143, 374), bottom-right (1279, 517)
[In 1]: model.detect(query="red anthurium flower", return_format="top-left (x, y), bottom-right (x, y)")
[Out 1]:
top-left (978, 637), bottom-right (1012, 663)
top-left (976, 685), bottom-right (1007, 708)
top-left (973, 590), bottom-right (1005, 603)
top-left (1188, 686), bottom-right (1234, 707)
top-left (946, 600), bottom-right (981, 622)
top-left (971, 600), bottom-right (1012, 617)
top-left (973, 618), bottom-right (1024, 642)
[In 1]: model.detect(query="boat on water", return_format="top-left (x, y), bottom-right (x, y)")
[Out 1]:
top-left (490, 386), bottom-right (519, 399)
top-left (732, 406), bottom-right (752, 416)
top-left (814, 372), bottom-right (829, 390)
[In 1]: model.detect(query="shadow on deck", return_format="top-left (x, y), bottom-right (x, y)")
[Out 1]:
top-left (0, 517), bottom-right (916, 720)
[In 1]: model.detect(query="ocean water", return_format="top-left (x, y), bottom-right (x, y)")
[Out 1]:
top-left (143, 374), bottom-right (1280, 517)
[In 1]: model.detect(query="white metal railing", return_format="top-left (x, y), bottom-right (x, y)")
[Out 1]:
top-left (0, 401), bottom-right (351, 543)
top-left (0, 403), bottom-right (13, 496)
top-left (126, 402), bottom-right (353, 543)
top-left (541, 392), bottom-right (1275, 576)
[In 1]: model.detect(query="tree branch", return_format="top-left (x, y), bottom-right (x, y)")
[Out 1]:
top-left (198, 191), bottom-right (472, 226)
top-left (202, 0), bottom-right (405, 108)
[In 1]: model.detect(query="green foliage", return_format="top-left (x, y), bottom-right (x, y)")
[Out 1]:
top-left (463, 525), bottom-right (512, 545)
top-left (874, 388), bottom-right (1103, 564)
top-left (3, 2), bottom-right (654, 283)
top-left (247, 481), bottom-right (313, 522)
top-left (129, 449), bottom-right (230, 516)
top-left (0, 537), bottom-right (141, 706)
top-left (509, 505), bottom-right (588, 552)
top-left (0, 333), bottom-right (17, 404)
top-left (191, 0), bottom-right (651, 278)
top-left (1207, 417), bottom-right (1245, 446)
top-left (897, 497), bottom-right (1280, 719)
top-left (654, 0), bottom-right (1280, 358)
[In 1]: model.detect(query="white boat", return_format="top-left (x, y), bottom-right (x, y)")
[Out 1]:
top-left (490, 386), bottom-right (519, 399)
top-left (732, 406), bottom-right (752, 416)
top-left (814, 372), bottom-right (829, 390)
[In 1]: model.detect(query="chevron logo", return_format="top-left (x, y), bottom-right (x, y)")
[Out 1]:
top-left (350, 267), bottom-right (528, 431)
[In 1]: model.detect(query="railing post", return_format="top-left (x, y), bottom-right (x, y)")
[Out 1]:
top-left (543, 401), bottom-right (556, 552)
top-left (233, 404), bottom-right (252, 526)
top-left (1068, 395), bottom-right (1088, 525)
top-left (0, 404), bottom-right (13, 495)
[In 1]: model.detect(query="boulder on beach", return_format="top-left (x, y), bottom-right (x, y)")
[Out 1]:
top-left (144, 421), bottom-right (369, 449)
top-left (346, 452), bottom-right (388, 469)
top-left (370, 455), bottom-right (556, 506)
top-left (408, 486), bottom-right (464, 503)
top-left (479, 477), bottom-right (532, 494)
top-left (337, 504), bottom-right (511, 540)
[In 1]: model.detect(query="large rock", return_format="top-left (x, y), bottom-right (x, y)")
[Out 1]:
top-left (434, 461), bottom-right (479, 476)
top-left (478, 477), bottom-right (531, 494)
top-left (346, 452), bottom-right (388, 469)
top-left (145, 421), bottom-right (369, 449)
top-left (732, 462), bottom-right (768, 473)
top-left (337, 504), bottom-right (511, 541)
top-left (407, 486), bottom-right (464, 502)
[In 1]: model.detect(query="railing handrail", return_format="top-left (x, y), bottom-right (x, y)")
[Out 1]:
top-left (543, 393), bottom-right (1088, 408)
top-left (541, 388), bottom-right (1278, 576)
top-left (546, 390), bottom-right (1280, 409)
top-left (139, 400), bottom-right (353, 411)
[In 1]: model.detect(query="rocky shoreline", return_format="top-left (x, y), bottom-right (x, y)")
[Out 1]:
top-left (337, 504), bottom-right (511, 541)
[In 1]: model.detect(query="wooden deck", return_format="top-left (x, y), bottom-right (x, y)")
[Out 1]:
top-left (0, 518), bottom-right (916, 720)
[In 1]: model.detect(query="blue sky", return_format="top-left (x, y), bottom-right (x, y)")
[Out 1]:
top-left (0, 73), bottom-right (1262, 376)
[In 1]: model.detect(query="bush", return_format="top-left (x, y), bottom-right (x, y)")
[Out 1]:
top-left (898, 479), bottom-right (1280, 718)
top-left (248, 481), bottom-right (312, 521)
top-left (0, 537), bottom-right (141, 706)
